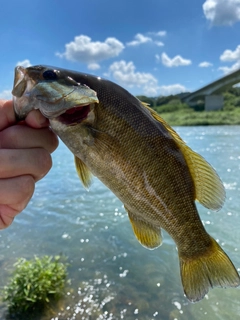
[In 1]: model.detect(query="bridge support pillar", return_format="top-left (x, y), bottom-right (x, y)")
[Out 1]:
top-left (205, 95), bottom-right (223, 111)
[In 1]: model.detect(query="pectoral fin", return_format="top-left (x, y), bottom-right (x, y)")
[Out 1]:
top-left (126, 207), bottom-right (162, 249)
top-left (142, 103), bottom-right (225, 211)
top-left (74, 156), bottom-right (92, 189)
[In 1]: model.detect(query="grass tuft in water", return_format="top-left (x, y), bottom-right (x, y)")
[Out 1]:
top-left (3, 255), bottom-right (67, 316)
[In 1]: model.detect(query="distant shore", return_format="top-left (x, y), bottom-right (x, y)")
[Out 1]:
top-left (159, 108), bottom-right (240, 126)
top-left (138, 86), bottom-right (240, 126)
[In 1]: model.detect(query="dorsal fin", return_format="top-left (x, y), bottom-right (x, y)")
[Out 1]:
top-left (141, 103), bottom-right (226, 211)
top-left (74, 156), bottom-right (92, 189)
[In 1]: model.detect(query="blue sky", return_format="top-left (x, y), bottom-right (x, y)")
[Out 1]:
top-left (1, 0), bottom-right (240, 98)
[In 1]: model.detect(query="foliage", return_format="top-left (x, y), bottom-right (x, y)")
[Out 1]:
top-left (155, 94), bottom-right (177, 106)
top-left (223, 92), bottom-right (237, 111)
top-left (228, 86), bottom-right (240, 96)
top-left (3, 255), bottom-right (67, 316)
top-left (189, 100), bottom-right (205, 112)
top-left (154, 99), bottom-right (190, 114)
top-left (135, 85), bottom-right (240, 126)
top-left (160, 108), bottom-right (240, 126)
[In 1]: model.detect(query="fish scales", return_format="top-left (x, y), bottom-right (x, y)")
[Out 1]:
top-left (53, 88), bottom-right (203, 246)
top-left (12, 65), bottom-right (240, 302)
top-left (50, 74), bottom-right (210, 251)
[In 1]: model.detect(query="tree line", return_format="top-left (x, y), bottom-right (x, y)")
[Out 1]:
top-left (136, 86), bottom-right (240, 113)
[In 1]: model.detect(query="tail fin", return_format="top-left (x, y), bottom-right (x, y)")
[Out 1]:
top-left (179, 237), bottom-right (240, 302)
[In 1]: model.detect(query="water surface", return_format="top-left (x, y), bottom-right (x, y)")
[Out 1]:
top-left (0, 126), bottom-right (240, 320)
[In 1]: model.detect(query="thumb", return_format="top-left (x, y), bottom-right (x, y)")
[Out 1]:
top-left (0, 99), bottom-right (50, 130)
top-left (0, 100), bottom-right (16, 131)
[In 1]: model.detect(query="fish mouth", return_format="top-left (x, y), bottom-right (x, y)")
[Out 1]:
top-left (12, 65), bottom-right (99, 122)
top-left (56, 104), bottom-right (91, 125)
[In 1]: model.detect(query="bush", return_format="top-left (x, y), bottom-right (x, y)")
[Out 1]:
top-left (223, 103), bottom-right (235, 111)
top-left (3, 255), bottom-right (67, 315)
top-left (234, 97), bottom-right (240, 107)
top-left (155, 100), bottom-right (190, 113)
top-left (228, 86), bottom-right (240, 96)
top-left (223, 92), bottom-right (237, 109)
top-left (155, 95), bottom-right (176, 106)
top-left (190, 100), bottom-right (205, 112)
top-left (160, 108), bottom-right (240, 126)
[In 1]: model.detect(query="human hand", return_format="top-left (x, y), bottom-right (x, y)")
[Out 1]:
top-left (0, 99), bottom-right (58, 229)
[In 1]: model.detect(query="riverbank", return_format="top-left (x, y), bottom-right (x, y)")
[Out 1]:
top-left (138, 86), bottom-right (240, 126)
top-left (159, 108), bottom-right (240, 126)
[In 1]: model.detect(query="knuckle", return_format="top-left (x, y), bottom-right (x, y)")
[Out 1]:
top-left (35, 149), bottom-right (53, 179)
top-left (48, 131), bottom-right (59, 153)
top-left (0, 126), bottom-right (18, 148)
top-left (14, 176), bottom-right (35, 212)
top-left (19, 175), bottom-right (35, 198)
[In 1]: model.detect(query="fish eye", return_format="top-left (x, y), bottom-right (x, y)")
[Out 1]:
top-left (42, 69), bottom-right (57, 80)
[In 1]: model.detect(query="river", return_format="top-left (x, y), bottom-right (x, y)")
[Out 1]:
top-left (0, 126), bottom-right (240, 320)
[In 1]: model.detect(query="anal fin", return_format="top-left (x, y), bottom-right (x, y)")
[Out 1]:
top-left (126, 207), bottom-right (162, 250)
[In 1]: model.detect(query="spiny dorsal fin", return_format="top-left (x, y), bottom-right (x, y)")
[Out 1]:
top-left (74, 156), bottom-right (92, 189)
top-left (140, 101), bottom-right (150, 108)
top-left (141, 103), bottom-right (226, 211)
top-left (126, 206), bottom-right (162, 250)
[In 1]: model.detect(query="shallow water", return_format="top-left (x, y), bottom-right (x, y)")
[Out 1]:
top-left (0, 126), bottom-right (240, 320)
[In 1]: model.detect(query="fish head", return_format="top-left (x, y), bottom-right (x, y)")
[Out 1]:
top-left (12, 65), bottom-right (99, 123)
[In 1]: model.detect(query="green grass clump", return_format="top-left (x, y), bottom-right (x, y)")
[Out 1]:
top-left (3, 255), bottom-right (67, 315)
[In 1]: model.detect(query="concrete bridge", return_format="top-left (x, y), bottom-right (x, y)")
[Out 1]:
top-left (182, 68), bottom-right (240, 111)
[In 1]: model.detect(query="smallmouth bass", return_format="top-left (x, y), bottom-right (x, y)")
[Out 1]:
top-left (12, 65), bottom-right (240, 302)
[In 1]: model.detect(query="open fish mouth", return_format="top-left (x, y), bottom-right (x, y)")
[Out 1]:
top-left (57, 104), bottom-right (91, 125)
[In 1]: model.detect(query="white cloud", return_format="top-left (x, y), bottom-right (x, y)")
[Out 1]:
top-left (127, 33), bottom-right (152, 46)
top-left (155, 54), bottom-right (161, 62)
top-left (127, 32), bottom-right (166, 47)
top-left (203, 0), bottom-right (240, 26)
top-left (107, 60), bottom-right (158, 95)
top-left (16, 59), bottom-right (32, 67)
top-left (161, 52), bottom-right (192, 67)
top-left (219, 45), bottom-right (240, 74)
top-left (158, 84), bottom-right (188, 96)
top-left (0, 89), bottom-right (12, 99)
top-left (218, 61), bottom-right (240, 74)
top-left (148, 30), bottom-right (167, 37)
top-left (56, 35), bottom-right (124, 69)
top-left (88, 63), bottom-right (101, 70)
top-left (155, 41), bottom-right (164, 47)
top-left (220, 45), bottom-right (240, 61)
top-left (156, 31), bottom-right (167, 37)
top-left (198, 61), bottom-right (213, 67)
top-left (107, 60), bottom-right (187, 96)
top-left (108, 60), bottom-right (158, 88)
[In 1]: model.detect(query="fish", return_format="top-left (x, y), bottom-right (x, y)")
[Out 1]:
top-left (12, 65), bottom-right (240, 302)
